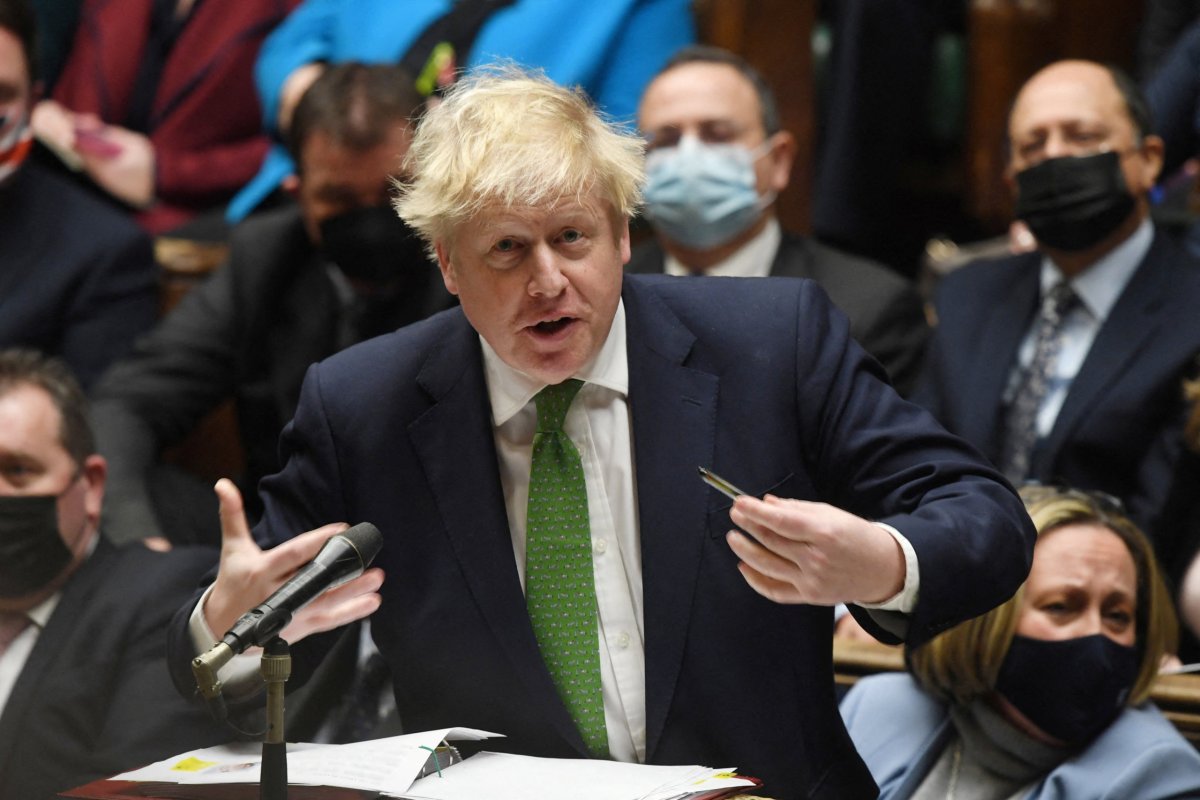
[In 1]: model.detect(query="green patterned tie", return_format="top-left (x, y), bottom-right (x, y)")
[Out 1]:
top-left (525, 379), bottom-right (609, 757)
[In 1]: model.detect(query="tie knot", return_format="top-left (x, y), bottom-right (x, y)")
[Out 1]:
top-left (1043, 282), bottom-right (1078, 317)
top-left (533, 379), bottom-right (583, 432)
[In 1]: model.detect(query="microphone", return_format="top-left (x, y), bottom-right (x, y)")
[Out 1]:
top-left (192, 522), bottom-right (383, 716)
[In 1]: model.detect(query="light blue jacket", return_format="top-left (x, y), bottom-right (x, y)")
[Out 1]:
top-left (841, 672), bottom-right (1200, 799)
top-left (228, 0), bottom-right (695, 220)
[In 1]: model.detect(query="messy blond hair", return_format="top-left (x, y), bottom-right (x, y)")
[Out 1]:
top-left (909, 485), bottom-right (1178, 708)
top-left (392, 64), bottom-right (645, 248)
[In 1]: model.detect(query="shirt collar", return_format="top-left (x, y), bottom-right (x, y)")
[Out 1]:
top-left (26, 592), bottom-right (59, 629)
top-left (664, 217), bottom-right (781, 278)
top-left (1040, 218), bottom-right (1152, 321)
top-left (482, 299), bottom-right (629, 427)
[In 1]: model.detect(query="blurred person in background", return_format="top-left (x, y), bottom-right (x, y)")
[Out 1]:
top-left (0, 349), bottom-right (227, 798)
top-left (31, 0), bottom-right (296, 234)
top-left (0, 0), bottom-right (156, 392)
top-left (91, 63), bottom-right (453, 549)
top-left (629, 45), bottom-right (928, 395)
top-left (227, 0), bottom-right (695, 221)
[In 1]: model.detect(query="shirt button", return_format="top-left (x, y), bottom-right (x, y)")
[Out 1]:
top-left (593, 538), bottom-right (607, 555)
top-left (617, 632), bottom-right (630, 649)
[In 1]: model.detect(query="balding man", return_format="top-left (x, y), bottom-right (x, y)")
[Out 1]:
top-left (915, 60), bottom-right (1200, 571)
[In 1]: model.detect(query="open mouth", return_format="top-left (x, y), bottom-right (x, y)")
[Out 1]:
top-left (532, 317), bottom-right (575, 335)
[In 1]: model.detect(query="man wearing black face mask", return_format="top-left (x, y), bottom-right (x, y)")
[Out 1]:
top-left (0, 349), bottom-right (228, 798)
top-left (914, 60), bottom-right (1200, 573)
top-left (90, 62), bottom-right (454, 548)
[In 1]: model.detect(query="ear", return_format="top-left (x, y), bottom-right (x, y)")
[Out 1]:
top-left (81, 454), bottom-right (107, 529)
top-left (765, 131), bottom-right (796, 193)
top-left (618, 218), bottom-right (631, 266)
top-left (1136, 134), bottom-right (1165, 188)
top-left (281, 173), bottom-right (300, 198)
top-left (435, 239), bottom-right (460, 295)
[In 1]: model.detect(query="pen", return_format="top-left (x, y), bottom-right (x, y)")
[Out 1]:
top-left (697, 466), bottom-right (749, 501)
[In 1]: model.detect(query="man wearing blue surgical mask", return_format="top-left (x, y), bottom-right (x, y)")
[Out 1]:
top-left (627, 45), bottom-right (929, 396)
top-left (90, 62), bottom-right (455, 549)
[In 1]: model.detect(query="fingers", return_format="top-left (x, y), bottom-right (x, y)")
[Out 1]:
top-left (281, 567), bottom-right (385, 642)
top-left (215, 479), bottom-right (256, 555)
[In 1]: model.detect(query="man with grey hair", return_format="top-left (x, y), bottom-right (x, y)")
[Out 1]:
top-left (171, 67), bottom-right (1033, 799)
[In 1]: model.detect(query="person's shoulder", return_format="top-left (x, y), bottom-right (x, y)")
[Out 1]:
top-left (783, 233), bottom-right (911, 292)
top-left (843, 672), bottom-right (929, 711)
top-left (1047, 703), bottom-right (1200, 795)
top-left (317, 305), bottom-right (471, 382)
top-left (20, 162), bottom-right (150, 249)
top-left (1090, 701), bottom-right (1199, 752)
top-left (934, 250), bottom-right (1037, 300)
top-left (625, 236), bottom-right (666, 275)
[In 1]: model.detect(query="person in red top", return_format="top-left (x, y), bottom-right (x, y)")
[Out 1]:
top-left (31, 0), bottom-right (295, 233)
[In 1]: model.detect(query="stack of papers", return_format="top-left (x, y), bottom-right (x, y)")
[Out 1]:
top-left (113, 729), bottom-right (758, 799)
top-left (402, 751), bottom-right (756, 800)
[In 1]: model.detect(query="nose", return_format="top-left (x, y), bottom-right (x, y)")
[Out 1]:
top-left (527, 244), bottom-right (569, 297)
top-left (1041, 130), bottom-right (1074, 161)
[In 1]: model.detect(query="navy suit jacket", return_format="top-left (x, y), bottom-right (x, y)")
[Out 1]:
top-left (0, 163), bottom-right (157, 392)
top-left (626, 232), bottom-right (929, 395)
top-left (0, 538), bottom-right (228, 800)
top-left (915, 231), bottom-right (1200, 565)
top-left (171, 274), bottom-right (1032, 799)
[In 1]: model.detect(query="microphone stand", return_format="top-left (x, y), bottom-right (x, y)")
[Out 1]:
top-left (260, 637), bottom-right (291, 800)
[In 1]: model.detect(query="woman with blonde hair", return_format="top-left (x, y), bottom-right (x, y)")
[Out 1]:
top-left (842, 485), bottom-right (1200, 799)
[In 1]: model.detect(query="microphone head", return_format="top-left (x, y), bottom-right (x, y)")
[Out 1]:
top-left (340, 522), bottom-right (383, 567)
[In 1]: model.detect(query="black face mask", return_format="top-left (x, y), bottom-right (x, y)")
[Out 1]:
top-left (1014, 151), bottom-right (1137, 252)
top-left (0, 493), bottom-right (73, 598)
top-left (318, 205), bottom-right (433, 289)
top-left (995, 633), bottom-right (1139, 746)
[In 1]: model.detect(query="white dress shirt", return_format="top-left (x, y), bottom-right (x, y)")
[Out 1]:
top-left (481, 301), bottom-right (646, 762)
top-left (663, 218), bottom-right (781, 277)
top-left (0, 594), bottom-right (58, 716)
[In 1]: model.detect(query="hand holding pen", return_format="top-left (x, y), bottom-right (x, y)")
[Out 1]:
top-left (699, 467), bottom-right (906, 607)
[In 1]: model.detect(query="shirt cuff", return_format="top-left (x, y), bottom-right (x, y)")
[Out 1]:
top-left (855, 522), bottom-right (919, 613)
top-left (188, 585), bottom-right (263, 692)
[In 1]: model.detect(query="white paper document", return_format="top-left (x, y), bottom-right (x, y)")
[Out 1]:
top-left (113, 727), bottom-right (499, 794)
top-left (401, 751), bottom-right (755, 800)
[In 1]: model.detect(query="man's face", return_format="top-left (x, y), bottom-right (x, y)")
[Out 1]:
top-left (1007, 61), bottom-right (1163, 208)
top-left (0, 384), bottom-right (105, 612)
top-left (0, 26), bottom-right (30, 118)
top-left (295, 122), bottom-right (413, 243)
top-left (435, 193), bottom-right (629, 385)
top-left (638, 61), bottom-right (792, 202)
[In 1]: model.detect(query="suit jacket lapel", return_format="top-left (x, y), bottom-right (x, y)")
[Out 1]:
top-left (1038, 235), bottom-right (1171, 471)
top-left (965, 257), bottom-right (1040, 459)
top-left (622, 279), bottom-right (720, 760)
top-left (407, 318), bottom-right (589, 754)
top-left (0, 539), bottom-right (115, 771)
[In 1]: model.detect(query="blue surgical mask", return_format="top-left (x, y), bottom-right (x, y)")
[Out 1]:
top-left (643, 135), bottom-right (775, 250)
